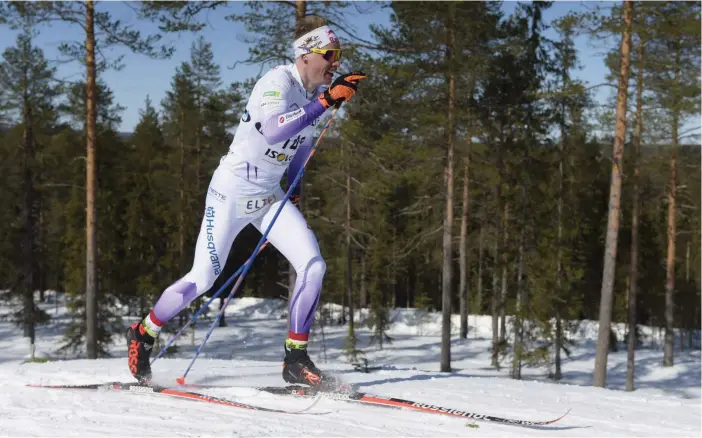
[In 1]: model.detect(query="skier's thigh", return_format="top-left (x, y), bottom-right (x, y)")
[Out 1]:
top-left (255, 196), bottom-right (322, 272)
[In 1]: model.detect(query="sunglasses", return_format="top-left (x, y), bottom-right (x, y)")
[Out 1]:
top-left (308, 47), bottom-right (342, 63)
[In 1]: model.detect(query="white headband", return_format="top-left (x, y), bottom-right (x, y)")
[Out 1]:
top-left (293, 25), bottom-right (340, 59)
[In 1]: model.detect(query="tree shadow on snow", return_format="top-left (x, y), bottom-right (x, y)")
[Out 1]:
top-left (558, 351), bottom-right (701, 399)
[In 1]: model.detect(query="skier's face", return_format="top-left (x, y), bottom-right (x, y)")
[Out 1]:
top-left (304, 41), bottom-right (341, 88)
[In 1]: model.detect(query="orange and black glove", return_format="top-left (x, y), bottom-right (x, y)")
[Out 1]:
top-left (318, 72), bottom-right (367, 109)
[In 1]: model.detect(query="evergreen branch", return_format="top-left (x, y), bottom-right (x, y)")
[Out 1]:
top-left (43, 3), bottom-right (86, 28)
top-left (94, 11), bottom-right (174, 59)
top-left (138, 1), bottom-right (229, 33)
top-left (325, 18), bottom-right (382, 51)
top-left (271, 1), bottom-right (297, 9)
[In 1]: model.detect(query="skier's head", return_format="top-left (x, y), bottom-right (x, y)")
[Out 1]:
top-left (294, 15), bottom-right (342, 90)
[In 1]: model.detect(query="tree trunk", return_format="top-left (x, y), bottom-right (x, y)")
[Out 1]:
top-left (38, 205), bottom-right (45, 304)
top-left (593, 0), bottom-right (633, 388)
top-left (685, 240), bottom-right (690, 284)
top-left (663, 41), bottom-right (681, 368)
top-left (195, 99), bottom-right (201, 197)
top-left (626, 37), bottom-right (645, 392)
top-left (555, 78), bottom-right (567, 381)
top-left (176, 111), bottom-right (187, 328)
top-left (340, 272), bottom-right (345, 324)
top-left (477, 225), bottom-right (483, 317)
top-left (346, 149), bottom-right (354, 337)
top-left (555, 312), bottom-right (562, 380)
top-left (295, 0), bottom-right (307, 32)
top-left (360, 253), bottom-right (367, 309)
top-left (440, 11), bottom-right (456, 373)
top-left (459, 144), bottom-right (471, 339)
top-left (491, 238), bottom-right (499, 367)
top-left (499, 203), bottom-right (508, 345)
top-left (193, 86), bottom-right (203, 334)
top-left (22, 89), bottom-right (36, 359)
top-left (685, 240), bottom-right (692, 349)
top-left (85, 0), bottom-right (98, 359)
top-left (493, 131), bottom-right (505, 368)
top-left (179, 111), bottom-right (185, 274)
top-left (663, 137), bottom-right (677, 366)
top-left (512, 185), bottom-right (527, 380)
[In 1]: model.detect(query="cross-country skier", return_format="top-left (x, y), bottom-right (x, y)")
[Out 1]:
top-left (126, 15), bottom-right (366, 388)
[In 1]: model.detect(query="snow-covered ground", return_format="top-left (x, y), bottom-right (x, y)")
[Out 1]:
top-left (0, 292), bottom-right (699, 437)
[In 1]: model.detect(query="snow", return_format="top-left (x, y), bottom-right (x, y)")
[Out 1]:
top-left (0, 293), bottom-right (699, 437)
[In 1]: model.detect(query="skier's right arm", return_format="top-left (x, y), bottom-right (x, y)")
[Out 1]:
top-left (258, 76), bottom-right (326, 145)
top-left (258, 71), bottom-right (367, 145)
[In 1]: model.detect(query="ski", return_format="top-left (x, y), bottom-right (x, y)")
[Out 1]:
top-left (26, 381), bottom-right (321, 415)
top-left (175, 381), bottom-right (569, 426)
top-left (256, 385), bottom-right (570, 427)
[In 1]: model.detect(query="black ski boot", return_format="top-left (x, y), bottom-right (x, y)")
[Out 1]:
top-left (282, 345), bottom-right (338, 390)
top-left (126, 322), bottom-right (155, 384)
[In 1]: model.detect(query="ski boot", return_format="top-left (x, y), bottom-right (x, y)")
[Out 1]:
top-left (126, 321), bottom-right (155, 384)
top-left (282, 344), bottom-right (339, 390)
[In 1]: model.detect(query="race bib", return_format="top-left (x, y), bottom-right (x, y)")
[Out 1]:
top-left (236, 192), bottom-right (278, 218)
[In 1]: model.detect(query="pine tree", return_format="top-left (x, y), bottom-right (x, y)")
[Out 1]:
top-left (644, 1), bottom-right (701, 367)
top-left (0, 23), bottom-right (60, 360)
top-left (593, 0), bottom-right (634, 388)
top-left (123, 97), bottom-right (170, 317)
top-left (0, 0), bottom-right (172, 358)
top-left (625, 3), bottom-right (652, 391)
top-left (371, 0), bottom-right (504, 373)
top-left (57, 80), bottom-right (126, 355)
top-left (474, 2), bottom-right (553, 371)
top-left (545, 12), bottom-right (590, 381)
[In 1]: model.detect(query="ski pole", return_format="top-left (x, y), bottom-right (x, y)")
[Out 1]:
top-left (150, 242), bottom-right (269, 365)
top-left (176, 106), bottom-right (341, 385)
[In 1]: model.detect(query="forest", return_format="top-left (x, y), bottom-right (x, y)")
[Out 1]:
top-left (0, 1), bottom-right (699, 390)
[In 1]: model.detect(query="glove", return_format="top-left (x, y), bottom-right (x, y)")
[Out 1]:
top-left (318, 72), bottom-right (367, 108)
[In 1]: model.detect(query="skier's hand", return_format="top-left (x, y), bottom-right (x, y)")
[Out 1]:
top-left (318, 72), bottom-right (367, 108)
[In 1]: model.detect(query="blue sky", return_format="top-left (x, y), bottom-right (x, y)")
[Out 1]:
top-left (0, 1), bottom-right (620, 133)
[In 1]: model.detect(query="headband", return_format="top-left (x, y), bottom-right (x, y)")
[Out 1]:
top-left (293, 25), bottom-right (340, 59)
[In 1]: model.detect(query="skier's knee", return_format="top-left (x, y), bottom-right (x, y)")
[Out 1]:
top-left (184, 268), bottom-right (219, 296)
top-left (302, 256), bottom-right (326, 280)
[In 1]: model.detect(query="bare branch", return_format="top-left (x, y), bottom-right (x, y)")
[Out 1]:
top-left (394, 225), bottom-right (443, 260)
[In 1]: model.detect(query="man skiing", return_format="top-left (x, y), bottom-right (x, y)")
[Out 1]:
top-left (126, 15), bottom-right (366, 388)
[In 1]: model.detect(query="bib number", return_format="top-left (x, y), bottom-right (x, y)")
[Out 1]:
top-left (282, 135), bottom-right (305, 150)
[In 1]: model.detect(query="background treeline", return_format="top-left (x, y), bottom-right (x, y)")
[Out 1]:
top-left (0, 1), bottom-right (698, 389)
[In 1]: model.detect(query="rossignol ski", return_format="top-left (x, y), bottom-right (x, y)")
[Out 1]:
top-left (257, 385), bottom-right (570, 427)
top-left (176, 382), bottom-right (570, 427)
top-left (26, 381), bottom-right (320, 415)
top-left (28, 380), bottom-right (570, 426)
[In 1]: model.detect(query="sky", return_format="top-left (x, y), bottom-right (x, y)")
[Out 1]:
top-left (0, 1), bottom-right (627, 133)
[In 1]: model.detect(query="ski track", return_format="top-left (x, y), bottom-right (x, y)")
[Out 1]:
top-left (0, 295), bottom-right (699, 437)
